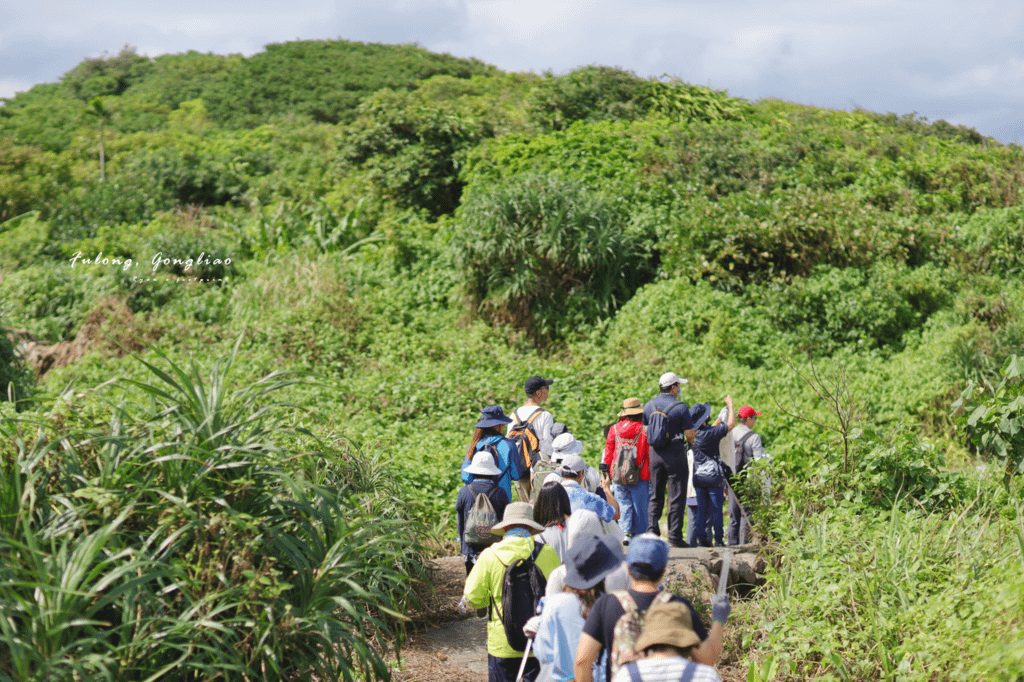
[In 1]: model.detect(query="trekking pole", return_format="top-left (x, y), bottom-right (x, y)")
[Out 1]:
top-left (515, 638), bottom-right (534, 682)
top-left (515, 599), bottom-right (544, 682)
top-left (717, 549), bottom-right (731, 596)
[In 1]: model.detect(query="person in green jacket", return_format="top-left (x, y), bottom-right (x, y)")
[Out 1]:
top-left (463, 501), bottom-right (561, 682)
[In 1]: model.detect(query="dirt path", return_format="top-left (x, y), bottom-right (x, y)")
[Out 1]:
top-left (392, 545), bottom-right (761, 681)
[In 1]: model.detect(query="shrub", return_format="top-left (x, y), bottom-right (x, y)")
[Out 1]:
top-left (456, 173), bottom-right (654, 343)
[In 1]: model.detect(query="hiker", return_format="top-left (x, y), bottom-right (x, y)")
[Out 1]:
top-left (684, 447), bottom-right (708, 548)
top-left (463, 501), bottom-right (561, 682)
top-left (727, 405), bottom-right (764, 546)
top-left (690, 397), bottom-right (735, 548)
top-left (544, 433), bottom-right (604, 495)
top-left (510, 375), bottom-right (557, 502)
top-left (610, 602), bottom-right (722, 682)
top-left (461, 405), bottom-right (528, 504)
top-left (603, 397), bottom-right (650, 545)
top-left (546, 509), bottom-right (630, 597)
top-left (456, 450), bottom-right (512, 576)
top-left (643, 372), bottom-right (696, 548)
top-left (573, 534), bottom-right (726, 682)
top-left (556, 454), bottom-right (620, 523)
top-left (528, 534), bottom-right (625, 682)
top-left (534, 481), bottom-right (572, 560)
top-left (573, 532), bottom-right (724, 679)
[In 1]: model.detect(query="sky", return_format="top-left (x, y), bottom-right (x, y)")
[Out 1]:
top-left (2, 0), bottom-right (1023, 143)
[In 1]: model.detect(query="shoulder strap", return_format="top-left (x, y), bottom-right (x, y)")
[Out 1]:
top-left (611, 590), bottom-right (635, 614)
top-left (679, 660), bottom-right (696, 682)
top-left (625, 661), bottom-right (642, 682)
top-left (736, 430), bottom-right (756, 451)
top-left (525, 409), bottom-right (544, 426)
top-left (653, 589), bottom-right (674, 606)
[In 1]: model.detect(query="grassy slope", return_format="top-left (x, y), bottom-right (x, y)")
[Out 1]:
top-left (2, 40), bottom-right (1024, 680)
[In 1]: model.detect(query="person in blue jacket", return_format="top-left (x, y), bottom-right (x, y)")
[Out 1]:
top-left (461, 405), bottom-right (528, 502)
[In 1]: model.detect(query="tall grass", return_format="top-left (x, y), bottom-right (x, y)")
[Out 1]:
top-left (0, 345), bottom-right (428, 681)
top-left (749, 479), bottom-right (1024, 681)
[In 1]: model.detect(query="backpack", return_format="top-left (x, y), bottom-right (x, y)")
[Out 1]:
top-left (733, 431), bottom-right (756, 477)
top-left (463, 486), bottom-right (499, 550)
top-left (609, 590), bottom-right (675, 677)
top-left (490, 541), bottom-right (547, 653)
top-left (508, 409), bottom-right (544, 469)
top-left (691, 449), bottom-right (724, 489)
top-left (611, 424), bottom-right (642, 486)
top-left (646, 401), bottom-right (684, 449)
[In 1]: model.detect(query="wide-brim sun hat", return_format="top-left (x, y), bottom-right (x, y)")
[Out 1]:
top-left (634, 601), bottom-right (702, 652)
top-left (619, 397), bottom-right (643, 418)
top-left (552, 433), bottom-right (584, 458)
top-left (475, 404), bottom-right (513, 429)
top-left (564, 534), bottom-right (625, 590)
top-left (464, 450), bottom-right (502, 477)
top-left (689, 401), bottom-right (712, 430)
top-left (491, 501), bottom-right (545, 534)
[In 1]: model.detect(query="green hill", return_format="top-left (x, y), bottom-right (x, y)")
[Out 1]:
top-left (2, 39), bottom-right (1023, 681)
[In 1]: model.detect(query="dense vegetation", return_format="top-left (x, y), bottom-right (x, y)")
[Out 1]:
top-left (2, 39), bottom-right (1023, 680)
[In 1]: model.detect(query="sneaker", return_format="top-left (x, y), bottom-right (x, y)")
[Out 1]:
top-left (668, 539), bottom-right (689, 548)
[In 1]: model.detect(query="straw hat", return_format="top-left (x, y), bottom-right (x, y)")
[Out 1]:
top-left (634, 601), bottom-right (702, 652)
top-left (618, 397), bottom-right (643, 418)
top-left (491, 502), bottom-right (545, 534)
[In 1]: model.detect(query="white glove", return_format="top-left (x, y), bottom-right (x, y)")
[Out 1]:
top-left (458, 596), bottom-right (468, 615)
top-left (523, 615), bottom-right (541, 638)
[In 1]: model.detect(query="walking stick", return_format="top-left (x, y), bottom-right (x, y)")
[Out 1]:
top-left (515, 637), bottom-right (534, 682)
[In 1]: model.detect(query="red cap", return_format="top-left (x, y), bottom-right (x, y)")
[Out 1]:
top-left (737, 406), bottom-right (762, 419)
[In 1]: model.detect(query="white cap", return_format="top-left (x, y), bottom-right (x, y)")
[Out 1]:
top-left (557, 454), bottom-right (586, 476)
top-left (659, 372), bottom-right (688, 389)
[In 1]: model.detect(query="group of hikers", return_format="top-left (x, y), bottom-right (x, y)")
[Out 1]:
top-left (454, 373), bottom-right (767, 682)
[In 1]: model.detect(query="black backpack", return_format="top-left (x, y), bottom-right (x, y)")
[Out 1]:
top-left (491, 541), bottom-right (547, 652)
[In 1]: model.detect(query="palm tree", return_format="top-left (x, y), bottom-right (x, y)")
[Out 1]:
top-left (84, 97), bottom-right (113, 181)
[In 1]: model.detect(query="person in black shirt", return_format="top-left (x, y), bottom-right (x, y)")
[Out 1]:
top-left (642, 372), bottom-right (696, 547)
top-left (573, 534), bottom-right (727, 682)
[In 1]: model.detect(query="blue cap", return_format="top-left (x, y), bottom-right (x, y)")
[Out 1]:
top-left (626, 533), bottom-right (669, 573)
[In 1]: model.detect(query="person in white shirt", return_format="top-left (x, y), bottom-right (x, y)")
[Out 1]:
top-left (511, 375), bottom-right (556, 501)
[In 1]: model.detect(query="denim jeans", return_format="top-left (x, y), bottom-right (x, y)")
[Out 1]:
top-left (695, 485), bottom-right (725, 546)
top-left (612, 479), bottom-right (650, 536)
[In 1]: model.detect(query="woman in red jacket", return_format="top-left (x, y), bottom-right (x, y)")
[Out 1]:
top-left (602, 397), bottom-right (650, 545)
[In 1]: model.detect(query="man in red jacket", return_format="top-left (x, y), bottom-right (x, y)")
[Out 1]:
top-left (603, 397), bottom-right (650, 545)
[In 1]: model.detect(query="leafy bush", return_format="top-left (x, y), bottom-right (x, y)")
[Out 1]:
top-left (456, 172), bottom-right (654, 343)
top-left (345, 88), bottom-right (487, 218)
top-left (527, 65), bottom-right (646, 131)
top-left (952, 354), bottom-right (1024, 487)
